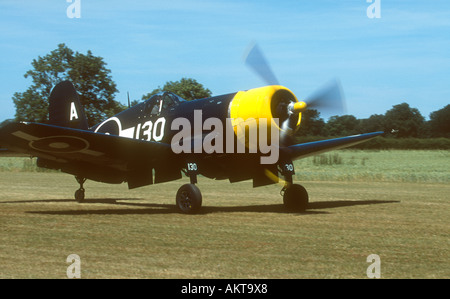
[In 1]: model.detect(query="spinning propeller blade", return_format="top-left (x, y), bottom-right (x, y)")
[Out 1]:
top-left (244, 42), bottom-right (347, 147)
top-left (305, 78), bottom-right (346, 115)
top-left (243, 42), bottom-right (348, 181)
top-left (243, 42), bottom-right (279, 86)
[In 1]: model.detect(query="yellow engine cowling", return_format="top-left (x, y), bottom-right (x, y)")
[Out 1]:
top-left (228, 85), bottom-right (302, 147)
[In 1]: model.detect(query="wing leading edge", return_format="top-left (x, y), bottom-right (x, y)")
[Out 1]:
top-left (286, 131), bottom-right (384, 161)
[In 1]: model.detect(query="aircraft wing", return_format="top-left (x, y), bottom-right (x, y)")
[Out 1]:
top-left (285, 131), bottom-right (384, 160)
top-left (0, 122), bottom-right (174, 172)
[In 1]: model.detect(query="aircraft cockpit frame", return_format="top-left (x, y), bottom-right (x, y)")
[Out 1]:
top-left (144, 92), bottom-right (186, 117)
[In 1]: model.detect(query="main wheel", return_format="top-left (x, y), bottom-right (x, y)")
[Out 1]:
top-left (176, 184), bottom-right (202, 214)
top-left (283, 184), bottom-right (308, 212)
top-left (75, 189), bottom-right (85, 203)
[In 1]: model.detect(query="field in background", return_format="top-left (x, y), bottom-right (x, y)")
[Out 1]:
top-left (1, 150), bottom-right (448, 183)
top-left (295, 150), bottom-right (449, 183)
top-left (0, 150), bottom-right (448, 278)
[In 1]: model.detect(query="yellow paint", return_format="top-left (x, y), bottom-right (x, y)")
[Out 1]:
top-left (228, 85), bottom-right (302, 133)
top-left (293, 101), bottom-right (307, 113)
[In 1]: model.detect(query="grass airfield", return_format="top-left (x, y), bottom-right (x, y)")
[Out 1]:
top-left (0, 150), bottom-right (449, 279)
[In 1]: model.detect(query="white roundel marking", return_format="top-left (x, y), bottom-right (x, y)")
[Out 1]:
top-left (29, 136), bottom-right (89, 154)
top-left (94, 117), bottom-right (122, 135)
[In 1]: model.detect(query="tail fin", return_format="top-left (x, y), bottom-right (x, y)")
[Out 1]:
top-left (48, 81), bottom-right (89, 130)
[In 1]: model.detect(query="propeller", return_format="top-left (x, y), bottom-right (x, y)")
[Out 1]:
top-left (244, 42), bottom-right (346, 146)
top-left (244, 42), bottom-right (279, 86)
top-left (305, 78), bottom-right (346, 116)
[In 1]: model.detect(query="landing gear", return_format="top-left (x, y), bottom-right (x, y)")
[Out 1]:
top-left (281, 183), bottom-right (309, 212)
top-left (74, 176), bottom-right (86, 203)
top-left (176, 162), bottom-right (203, 214)
top-left (176, 184), bottom-right (202, 214)
top-left (279, 160), bottom-right (309, 212)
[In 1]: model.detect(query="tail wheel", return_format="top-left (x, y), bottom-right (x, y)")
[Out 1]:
top-left (74, 176), bottom-right (86, 203)
top-left (283, 183), bottom-right (309, 212)
top-left (176, 184), bottom-right (202, 214)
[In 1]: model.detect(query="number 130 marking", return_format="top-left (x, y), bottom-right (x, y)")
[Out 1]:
top-left (140, 118), bottom-right (166, 142)
top-left (187, 163), bottom-right (197, 171)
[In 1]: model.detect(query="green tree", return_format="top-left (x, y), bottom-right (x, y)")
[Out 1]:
top-left (142, 78), bottom-right (212, 101)
top-left (324, 115), bottom-right (359, 136)
top-left (357, 114), bottom-right (385, 133)
top-left (13, 44), bottom-right (124, 127)
top-left (428, 104), bottom-right (450, 138)
top-left (383, 103), bottom-right (424, 138)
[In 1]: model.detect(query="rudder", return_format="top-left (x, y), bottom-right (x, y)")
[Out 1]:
top-left (49, 81), bottom-right (89, 130)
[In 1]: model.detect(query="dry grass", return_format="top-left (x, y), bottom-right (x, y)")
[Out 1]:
top-left (0, 171), bottom-right (448, 279)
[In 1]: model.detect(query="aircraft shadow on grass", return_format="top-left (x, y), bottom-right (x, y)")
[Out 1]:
top-left (9, 198), bottom-right (400, 216)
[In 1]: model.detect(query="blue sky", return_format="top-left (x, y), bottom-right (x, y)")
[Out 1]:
top-left (1, 0), bottom-right (449, 122)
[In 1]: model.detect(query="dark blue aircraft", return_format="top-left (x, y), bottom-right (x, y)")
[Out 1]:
top-left (0, 45), bottom-right (382, 214)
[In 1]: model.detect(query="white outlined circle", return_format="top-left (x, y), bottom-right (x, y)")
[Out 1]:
top-left (94, 117), bottom-right (122, 135)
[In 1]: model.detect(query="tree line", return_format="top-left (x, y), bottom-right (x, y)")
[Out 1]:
top-left (297, 103), bottom-right (450, 139)
top-left (11, 44), bottom-right (450, 141)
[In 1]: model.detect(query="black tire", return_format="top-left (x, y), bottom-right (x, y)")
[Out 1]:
top-left (176, 184), bottom-right (202, 214)
top-left (283, 184), bottom-right (308, 212)
top-left (75, 189), bottom-right (85, 203)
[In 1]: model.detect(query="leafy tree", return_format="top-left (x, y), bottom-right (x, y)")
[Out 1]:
top-left (428, 104), bottom-right (450, 138)
top-left (383, 103), bottom-right (424, 138)
top-left (324, 115), bottom-right (359, 136)
top-left (13, 43), bottom-right (124, 127)
top-left (357, 114), bottom-right (385, 133)
top-left (142, 78), bottom-right (212, 101)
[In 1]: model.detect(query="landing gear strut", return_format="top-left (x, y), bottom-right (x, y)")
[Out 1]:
top-left (75, 176), bottom-right (86, 203)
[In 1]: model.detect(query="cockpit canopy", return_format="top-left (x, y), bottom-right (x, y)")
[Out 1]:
top-left (144, 92), bottom-right (186, 116)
